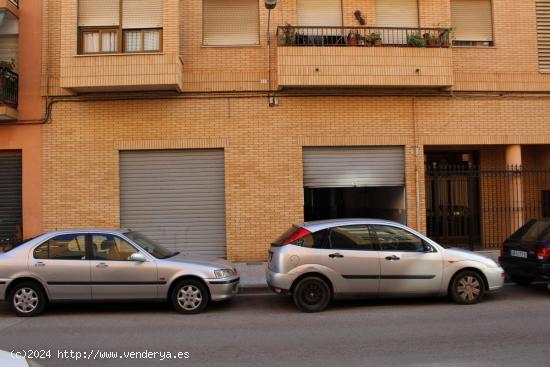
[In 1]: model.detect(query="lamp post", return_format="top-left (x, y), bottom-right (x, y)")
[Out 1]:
top-left (265, 0), bottom-right (277, 106)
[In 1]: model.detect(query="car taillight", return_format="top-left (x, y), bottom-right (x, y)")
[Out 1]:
top-left (500, 243), bottom-right (507, 257)
top-left (282, 228), bottom-right (311, 245)
top-left (537, 246), bottom-right (550, 261)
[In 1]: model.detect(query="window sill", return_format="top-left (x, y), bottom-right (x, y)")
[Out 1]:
top-left (200, 44), bottom-right (261, 49)
top-left (452, 45), bottom-right (496, 49)
top-left (73, 52), bottom-right (165, 57)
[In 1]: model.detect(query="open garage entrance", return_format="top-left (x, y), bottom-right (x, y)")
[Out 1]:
top-left (303, 147), bottom-right (406, 224)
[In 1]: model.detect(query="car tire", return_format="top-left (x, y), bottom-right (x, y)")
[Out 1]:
top-left (9, 282), bottom-right (47, 317)
top-left (292, 276), bottom-right (331, 313)
top-left (171, 279), bottom-right (209, 314)
top-left (450, 270), bottom-right (485, 305)
top-left (511, 275), bottom-right (535, 286)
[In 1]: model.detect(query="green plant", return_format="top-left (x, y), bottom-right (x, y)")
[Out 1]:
top-left (0, 58), bottom-right (16, 72)
top-left (407, 33), bottom-right (425, 47)
top-left (366, 32), bottom-right (382, 46)
top-left (278, 23), bottom-right (296, 46)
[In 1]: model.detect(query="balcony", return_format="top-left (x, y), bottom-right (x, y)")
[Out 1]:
top-left (0, 0), bottom-right (19, 18)
top-left (0, 68), bottom-right (17, 120)
top-left (59, 53), bottom-right (184, 93)
top-left (277, 26), bottom-right (454, 89)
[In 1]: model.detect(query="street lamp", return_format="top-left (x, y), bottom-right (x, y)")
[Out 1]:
top-left (265, 0), bottom-right (277, 106)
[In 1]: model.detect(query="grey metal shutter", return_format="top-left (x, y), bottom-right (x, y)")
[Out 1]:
top-left (120, 150), bottom-right (226, 257)
top-left (303, 147), bottom-right (405, 188)
top-left (0, 154), bottom-right (22, 245)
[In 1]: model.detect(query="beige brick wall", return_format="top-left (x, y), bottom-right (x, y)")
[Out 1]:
top-left (42, 0), bottom-right (550, 94)
top-left (42, 96), bottom-right (550, 261)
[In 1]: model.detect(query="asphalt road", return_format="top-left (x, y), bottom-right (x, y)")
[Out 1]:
top-left (0, 284), bottom-right (549, 367)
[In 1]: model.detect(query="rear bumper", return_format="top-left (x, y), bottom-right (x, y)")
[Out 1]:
top-left (499, 256), bottom-right (550, 279)
top-left (266, 269), bottom-right (296, 293)
top-left (483, 267), bottom-right (506, 291)
top-left (207, 277), bottom-right (240, 301)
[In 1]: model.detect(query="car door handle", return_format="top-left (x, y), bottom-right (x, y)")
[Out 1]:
top-left (385, 255), bottom-right (400, 261)
top-left (329, 253), bottom-right (344, 259)
top-left (34, 262), bottom-right (45, 267)
top-left (96, 263), bottom-right (109, 268)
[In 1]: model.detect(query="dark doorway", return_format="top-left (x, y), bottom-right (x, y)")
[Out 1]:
top-left (304, 186), bottom-right (406, 223)
top-left (425, 151), bottom-right (481, 249)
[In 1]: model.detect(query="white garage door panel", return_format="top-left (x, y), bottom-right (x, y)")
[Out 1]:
top-left (303, 147), bottom-right (405, 188)
top-left (120, 150), bottom-right (226, 257)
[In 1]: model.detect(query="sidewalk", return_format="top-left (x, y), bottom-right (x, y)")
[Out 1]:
top-left (235, 251), bottom-right (501, 292)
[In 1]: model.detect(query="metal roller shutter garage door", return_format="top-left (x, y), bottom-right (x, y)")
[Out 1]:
top-left (0, 154), bottom-right (22, 245)
top-left (303, 146), bottom-right (405, 188)
top-left (120, 150), bottom-right (226, 257)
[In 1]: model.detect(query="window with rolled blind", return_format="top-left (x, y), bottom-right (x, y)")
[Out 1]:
top-left (375, 0), bottom-right (418, 28)
top-left (451, 0), bottom-right (493, 45)
top-left (536, 0), bottom-right (550, 72)
top-left (78, 0), bottom-right (163, 54)
top-left (203, 0), bottom-right (259, 46)
top-left (297, 0), bottom-right (343, 27)
top-left (78, 0), bottom-right (120, 27)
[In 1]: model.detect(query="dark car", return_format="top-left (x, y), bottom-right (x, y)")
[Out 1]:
top-left (499, 219), bottom-right (550, 285)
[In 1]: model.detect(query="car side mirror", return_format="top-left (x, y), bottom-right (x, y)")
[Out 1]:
top-left (129, 253), bottom-right (147, 262)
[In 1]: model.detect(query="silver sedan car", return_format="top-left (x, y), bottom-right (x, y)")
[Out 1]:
top-left (267, 219), bottom-right (504, 312)
top-left (0, 229), bottom-right (239, 316)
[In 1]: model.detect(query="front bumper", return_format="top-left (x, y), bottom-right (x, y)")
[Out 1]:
top-left (484, 266), bottom-right (506, 291)
top-left (499, 256), bottom-right (550, 279)
top-left (207, 276), bottom-right (240, 301)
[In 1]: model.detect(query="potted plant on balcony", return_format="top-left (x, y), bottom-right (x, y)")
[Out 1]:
top-left (347, 31), bottom-right (360, 46)
top-left (438, 28), bottom-right (453, 48)
top-left (407, 33), bottom-right (425, 48)
top-left (278, 23), bottom-right (296, 46)
top-left (366, 32), bottom-right (382, 47)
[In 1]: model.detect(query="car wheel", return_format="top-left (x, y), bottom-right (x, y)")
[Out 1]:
top-left (292, 276), bottom-right (331, 313)
top-left (450, 270), bottom-right (485, 305)
top-left (171, 279), bottom-right (209, 314)
top-left (9, 282), bottom-right (47, 317)
top-left (511, 275), bottom-right (535, 286)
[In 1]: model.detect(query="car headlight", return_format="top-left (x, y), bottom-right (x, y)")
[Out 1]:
top-left (214, 269), bottom-right (236, 278)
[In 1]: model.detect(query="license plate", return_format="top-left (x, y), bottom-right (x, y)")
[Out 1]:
top-left (510, 249), bottom-right (527, 258)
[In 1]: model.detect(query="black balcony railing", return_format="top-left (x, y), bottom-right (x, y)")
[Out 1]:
top-left (0, 68), bottom-right (18, 106)
top-left (277, 26), bottom-right (452, 48)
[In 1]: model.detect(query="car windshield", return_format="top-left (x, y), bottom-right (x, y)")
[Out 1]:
top-left (124, 231), bottom-right (176, 259)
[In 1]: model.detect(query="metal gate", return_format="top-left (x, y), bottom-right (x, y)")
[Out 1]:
top-left (426, 165), bottom-right (550, 250)
top-left (0, 154), bottom-right (22, 248)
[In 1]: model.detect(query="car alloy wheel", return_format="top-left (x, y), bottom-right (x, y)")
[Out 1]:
top-left (451, 270), bottom-right (485, 305)
top-left (171, 279), bottom-right (209, 314)
top-left (9, 282), bottom-right (47, 317)
top-left (293, 277), bottom-right (331, 313)
top-left (177, 285), bottom-right (203, 311)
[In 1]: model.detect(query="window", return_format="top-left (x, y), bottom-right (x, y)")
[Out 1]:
top-left (203, 0), bottom-right (259, 46)
top-left (370, 225), bottom-right (426, 252)
top-left (91, 234), bottom-right (139, 261)
top-left (451, 0), bottom-right (494, 46)
top-left (33, 234), bottom-right (87, 260)
top-left (536, 1), bottom-right (550, 72)
top-left (78, 0), bottom-right (162, 54)
top-left (328, 226), bottom-right (377, 251)
top-left (297, 230), bottom-right (329, 249)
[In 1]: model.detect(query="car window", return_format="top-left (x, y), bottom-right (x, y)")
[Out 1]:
top-left (298, 229), bottom-right (329, 249)
top-left (371, 225), bottom-right (425, 252)
top-left (91, 234), bottom-right (139, 261)
top-left (328, 226), bottom-right (377, 251)
top-left (33, 234), bottom-right (87, 260)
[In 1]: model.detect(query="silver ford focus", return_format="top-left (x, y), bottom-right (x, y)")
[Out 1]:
top-left (267, 219), bottom-right (505, 312)
top-left (0, 229), bottom-right (239, 316)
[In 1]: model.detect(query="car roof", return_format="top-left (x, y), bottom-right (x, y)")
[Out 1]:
top-left (45, 228), bottom-right (129, 235)
top-left (300, 218), bottom-right (407, 232)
